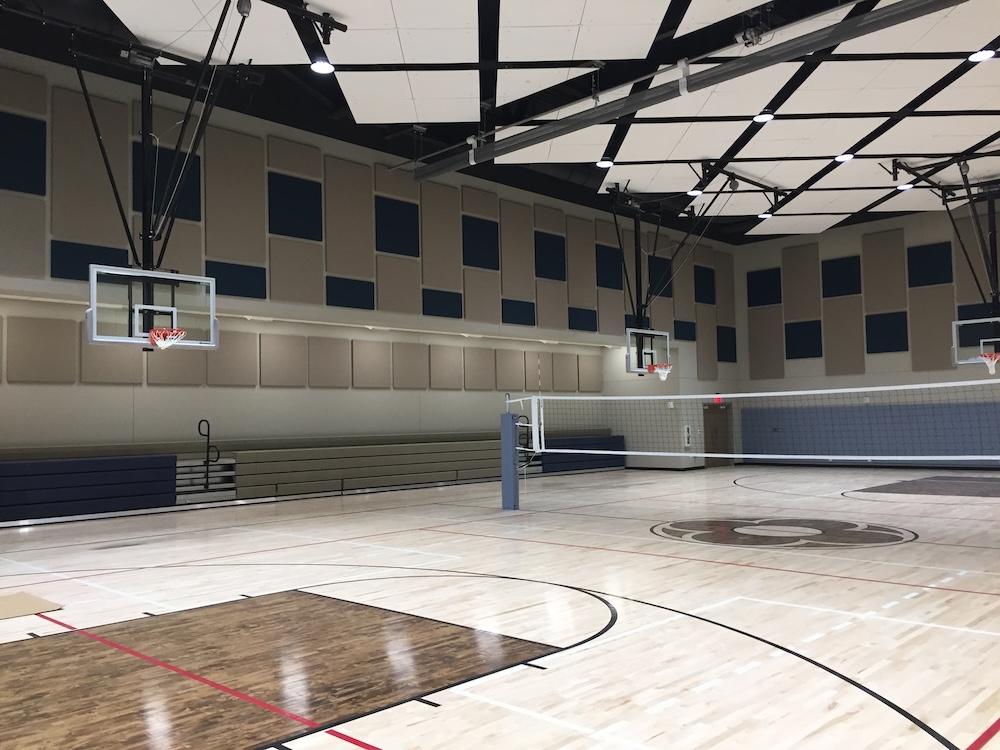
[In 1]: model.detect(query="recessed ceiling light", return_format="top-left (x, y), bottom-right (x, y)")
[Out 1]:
top-left (310, 60), bottom-right (335, 75)
top-left (897, 183), bottom-right (914, 191)
top-left (753, 111), bottom-right (775, 123)
top-left (969, 49), bottom-right (996, 63)
top-left (757, 212), bottom-right (773, 220)
top-left (596, 158), bottom-right (614, 169)
top-left (835, 153), bottom-right (855, 162)
top-left (687, 188), bottom-right (703, 197)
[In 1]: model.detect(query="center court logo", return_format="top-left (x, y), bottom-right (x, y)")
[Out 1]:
top-left (650, 517), bottom-right (917, 548)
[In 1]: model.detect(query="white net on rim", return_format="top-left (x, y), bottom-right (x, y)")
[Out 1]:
top-left (149, 328), bottom-right (188, 350)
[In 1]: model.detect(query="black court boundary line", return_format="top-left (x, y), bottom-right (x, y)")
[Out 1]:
top-left (414, 697), bottom-right (439, 707)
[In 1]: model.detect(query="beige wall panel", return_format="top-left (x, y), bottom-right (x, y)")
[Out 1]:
top-left (649, 295), bottom-right (674, 333)
top-left (392, 342), bottom-right (430, 390)
top-left (595, 220), bottom-right (620, 247)
top-left (0, 316), bottom-right (3, 381)
top-left (862, 229), bottom-right (907, 313)
top-left (131, 104), bottom-right (184, 139)
top-left (374, 163), bottom-right (419, 201)
top-left (267, 136), bottom-right (321, 178)
top-left (622, 230), bottom-right (636, 304)
top-left (495, 348), bottom-right (526, 391)
top-left (376, 255), bottom-right (421, 314)
top-left (308, 337), bottom-right (352, 388)
top-left (578, 354), bottom-right (603, 392)
top-left (132, 216), bottom-right (203, 276)
top-left (462, 187), bottom-right (498, 219)
top-left (500, 200), bottom-right (534, 300)
top-left (269, 237), bottom-right (325, 305)
top-left (260, 334), bottom-right (308, 387)
top-left (205, 127), bottom-right (266, 265)
top-left (463, 268), bottom-right (501, 323)
top-left (782, 243), bottom-right (821, 322)
top-left (822, 296), bottom-right (865, 376)
top-left (953, 217), bottom-right (990, 306)
top-left (536, 279), bottom-right (568, 330)
top-left (553, 352), bottom-right (579, 392)
top-left (352, 340), bottom-right (392, 389)
top-left (696, 303), bottom-right (719, 381)
top-left (81, 335), bottom-right (142, 385)
top-left (672, 257), bottom-right (696, 321)
top-left (207, 330), bottom-right (258, 387)
top-left (51, 89), bottom-right (129, 247)
top-left (598, 287), bottom-right (626, 336)
top-left (714, 251), bottom-right (736, 327)
top-left (147, 348), bottom-right (206, 386)
top-left (0, 193), bottom-right (46, 278)
top-left (464, 347), bottom-right (496, 391)
top-left (567, 216), bottom-right (597, 308)
top-left (748, 306), bottom-right (785, 380)
top-left (420, 182), bottom-right (462, 291)
top-left (909, 284), bottom-right (956, 372)
top-left (694, 244), bottom-right (715, 267)
top-left (430, 345), bottom-right (464, 390)
top-left (0, 67), bottom-right (47, 115)
top-left (326, 157), bottom-right (374, 279)
top-left (7, 318), bottom-right (78, 384)
top-left (534, 205), bottom-right (565, 235)
top-left (524, 351), bottom-right (553, 392)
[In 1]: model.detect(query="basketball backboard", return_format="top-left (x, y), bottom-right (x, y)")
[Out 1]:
top-left (85, 264), bottom-right (218, 349)
top-left (626, 327), bottom-right (670, 375)
top-left (952, 316), bottom-right (1000, 368)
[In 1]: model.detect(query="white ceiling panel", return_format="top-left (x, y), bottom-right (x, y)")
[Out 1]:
top-left (692, 191), bottom-right (773, 216)
top-left (737, 118), bottom-right (886, 159)
top-left (495, 67), bottom-right (593, 107)
top-left (500, 0), bottom-right (586, 26)
top-left (337, 71), bottom-right (417, 124)
top-left (413, 98), bottom-right (482, 123)
top-left (391, 0), bottom-right (479, 29)
top-left (407, 70), bottom-right (479, 99)
top-left (920, 60), bottom-right (1000, 111)
top-left (499, 26), bottom-right (580, 61)
top-left (861, 116), bottom-right (1000, 155)
top-left (495, 124), bottom-right (614, 163)
top-left (869, 187), bottom-right (946, 212)
top-left (399, 29), bottom-right (479, 63)
top-left (541, 83), bottom-right (633, 119)
top-left (668, 121), bottom-right (749, 159)
top-left (309, 0), bottom-right (396, 29)
top-left (636, 63), bottom-right (800, 119)
top-left (574, 24), bottom-right (659, 61)
top-left (747, 214), bottom-right (849, 235)
top-left (838, 0), bottom-right (999, 54)
top-left (731, 160), bottom-right (827, 190)
top-left (811, 158), bottom-right (895, 190)
top-left (616, 123), bottom-right (694, 162)
top-left (675, 0), bottom-right (763, 38)
top-left (327, 30), bottom-right (405, 65)
top-left (781, 189), bottom-right (886, 214)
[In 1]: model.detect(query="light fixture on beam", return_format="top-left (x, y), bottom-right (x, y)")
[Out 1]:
top-left (596, 157), bottom-right (614, 169)
top-left (969, 49), bottom-right (996, 63)
top-left (687, 188), bottom-right (704, 197)
top-left (835, 153), bottom-right (855, 162)
top-left (897, 182), bottom-right (914, 191)
top-left (752, 110), bottom-right (775, 123)
top-left (757, 212), bottom-right (773, 219)
top-left (288, 4), bottom-right (338, 74)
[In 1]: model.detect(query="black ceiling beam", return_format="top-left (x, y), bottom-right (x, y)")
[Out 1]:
top-left (259, 0), bottom-right (347, 33)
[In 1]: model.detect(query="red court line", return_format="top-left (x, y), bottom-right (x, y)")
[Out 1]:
top-left (968, 717), bottom-right (1000, 750)
top-left (35, 613), bottom-right (382, 750)
top-left (425, 529), bottom-right (1000, 598)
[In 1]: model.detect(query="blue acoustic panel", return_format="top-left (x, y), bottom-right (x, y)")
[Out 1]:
top-left (865, 311), bottom-right (909, 354)
top-left (717, 325), bottom-right (737, 362)
top-left (462, 215), bottom-right (500, 270)
top-left (958, 303), bottom-right (996, 348)
top-left (907, 242), bottom-right (952, 287)
top-left (326, 276), bottom-right (375, 310)
top-left (568, 307), bottom-right (598, 332)
top-left (535, 231), bottom-right (567, 281)
top-left (268, 172), bottom-right (323, 241)
top-left (375, 196), bottom-right (420, 257)
top-left (502, 298), bottom-right (536, 326)
top-left (51, 240), bottom-right (128, 281)
top-left (423, 288), bottom-right (463, 319)
top-left (694, 265), bottom-right (716, 305)
top-left (647, 254), bottom-right (672, 298)
top-left (625, 314), bottom-right (651, 330)
top-left (596, 243), bottom-right (623, 290)
top-left (0, 111), bottom-right (46, 195)
top-left (132, 142), bottom-right (202, 221)
top-left (785, 320), bottom-right (823, 359)
top-left (674, 319), bottom-right (696, 341)
top-left (747, 267), bottom-right (782, 307)
top-left (822, 255), bottom-right (862, 297)
top-left (206, 260), bottom-right (267, 299)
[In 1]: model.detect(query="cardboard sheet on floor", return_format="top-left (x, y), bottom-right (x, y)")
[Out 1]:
top-left (0, 593), bottom-right (61, 621)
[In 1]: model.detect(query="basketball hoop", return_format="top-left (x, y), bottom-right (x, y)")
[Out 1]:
top-left (149, 327), bottom-right (187, 350)
top-left (979, 352), bottom-right (1000, 374)
top-left (647, 363), bottom-right (673, 381)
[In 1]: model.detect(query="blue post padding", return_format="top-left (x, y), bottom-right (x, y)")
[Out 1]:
top-left (500, 412), bottom-right (520, 511)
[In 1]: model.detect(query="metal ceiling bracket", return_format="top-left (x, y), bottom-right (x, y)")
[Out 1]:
top-left (678, 58), bottom-right (690, 96)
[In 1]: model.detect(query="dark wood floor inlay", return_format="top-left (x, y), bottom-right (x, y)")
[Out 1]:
top-left (652, 517), bottom-right (916, 548)
top-left (860, 475), bottom-right (1000, 498)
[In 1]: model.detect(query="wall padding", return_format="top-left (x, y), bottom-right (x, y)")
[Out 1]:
top-left (464, 347), bottom-right (496, 391)
top-left (0, 193), bottom-right (46, 278)
top-left (7, 317), bottom-right (78, 384)
top-left (524, 351), bottom-right (553, 392)
top-left (649, 296), bottom-right (673, 334)
top-left (207, 330), bottom-right (258, 387)
top-left (147, 348), bottom-right (206, 386)
top-left (862, 229), bottom-right (906, 314)
top-left (782, 243), bottom-right (820, 321)
top-left (260, 334), bottom-right (308, 387)
top-left (714, 251), bottom-right (736, 327)
top-left (748, 306), bottom-right (785, 380)
top-left (352, 340), bottom-right (391, 389)
top-left (374, 163), bottom-right (419, 201)
top-left (535, 205), bottom-right (564, 235)
top-left (376, 254), bottom-right (421, 314)
top-left (597, 287), bottom-right (625, 336)
top-left (430, 345), bottom-right (463, 390)
top-left (495, 348), bottom-right (526, 391)
top-left (567, 216), bottom-right (597, 308)
top-left (552, 353), bottom-right (578, 392)
top-left (267, 136), bottom-right (321, 178)
top-left (823, 296), bottom-right (865, 376)
top-left (325, 157), bottom-right (375, 279)
top-left (205, 127), bottom-right (266, 265)
top-left (909, 284), bottom-right (956, 372)
top-left (696, 303), bottom-right (719, 381)
top-left (595, 219), bottom-right (619, 247)
top-left (578, 354), bottom-right (602, 392)
top-left (269, 237), bottom-right (325, 306)
top-left (953, 216), bottom-right (991, 306)
top-left (0, 67), bottom-right (47, 115)
top-left (500, 200), bottom-right (534, 299)
top-left (536, 279), bottom-right (568, 330)
top-left (392, 342), bottom-right (430, 390)
top-left (420, 182), bottom-right (462, 291)
top-left (672, 256), bottom-right (696, 321)
top-left (132, 216), bottom-right (203, 277)
top-left (308, 337), bottom-right (352, 388)
top-left (462, 187), bottom-right (498, 219)
top-left (463, 268), bottom-right (501, 324)
top-left (81, 332), bottom-right (142, 385)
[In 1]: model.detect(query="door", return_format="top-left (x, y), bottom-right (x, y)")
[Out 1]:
top-left (703, 404), bottom-right (732, 467)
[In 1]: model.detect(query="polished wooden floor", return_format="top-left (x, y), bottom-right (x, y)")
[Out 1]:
top-left (1, 466), bottom-right (1000, 749)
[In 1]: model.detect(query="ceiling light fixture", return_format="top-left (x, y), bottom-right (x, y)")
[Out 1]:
top-left (969, 49), bottom-right (996, 63)
top-left (310, 58), bottom-right (335, 75)
top-left (288, 5), bottom-right (339, 75)
top-left (896, 182), bottom-right (914, 191)
top-left (835, 153), bottom-right (855, 162)
top-left (596, 158), bottom-right (614, 169)
top-left (753, 110), bottom-right (775, 123)
top-left (687, 188), bottom-right (703, 197)
top-left (757, 212), bottom-right (773, 219)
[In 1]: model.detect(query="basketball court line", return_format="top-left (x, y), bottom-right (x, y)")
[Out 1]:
top-left (239, 527), bottom-right (462, 563)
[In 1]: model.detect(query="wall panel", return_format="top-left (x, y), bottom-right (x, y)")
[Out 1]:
top-left (267, 136), bottom-right (321, 178)
top-left (567, 216), bottom-right (597, 308)
top-left (500, 200), bottom-right (534, 299)
top-left (205, 127), bottom-right (266, 265)
top-left (598, 288), bottom-right (625, 336)
top-left (374, 163), bottom-right (419, 201)
top-left (536, 280), bottom-right (568, 330)
top-left (207, 331), bottom-right (258, 387)
top-left (270, 238), bottom-right (325, 305)
top-left (579, 354), bottom-right (602, 392)
top-left (462, 187), bottom-right (498, 219)
top-left (696, 303), bottom-right (718, 381)
top-left (714, 251), bottom-right (735, 327)
top-left (308, 337), bottom-right (351, 388)
top-left (524, 351), bottom-right (553, 392)
top-left (748, 306), bottom-right (784, 380)
top-left (392, 342), bottom-right (430, 389)
top-left (553, 353), bottom-right (578, 392)
top-left (823, 296), bottom-right (865, 376)
top-left (420, 182), bottom-right (462, 291)
top-left (132, 216), bottom-right (202, 277)
top-left (376, 255), bottom-right (421, 314)
top-left (430, 345), bottom-right (463, 390)
top-left (496, 348), bottom-right (526, 391)
top-left (147, 348), bottom-right (206, 386)
top-left (909, 284), bottom-right (955, 371)
top-left (672, 256), bottom-right (696, 321)
top-left (0, 67), bottom-right (47, 115)
top-left (534, 205), bottom-right (564, 235)
top-left (464, 347), bottom-right (496, 391)
top-left (325, 157), bottom-right (374, 279)
top-left (953, 217), bottom-right (991, 306)
top-left (260, 334), bottom-right (308, 387)
top-left (0, 193), bottom-right (46, 278)
top-left (81, 333), bottom-right (142, 385)
top-left (463, 268), bottom-right (501, 323)
top-left (7, 318), bottom-right (77, 384)
top-left (353, 340), bottom-right (392, 388)
top-left (782, 243), bottom-right (820, 321)
top-left (862, 229), bottom-right (906, 313)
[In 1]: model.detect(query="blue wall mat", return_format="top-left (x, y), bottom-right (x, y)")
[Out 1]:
top-left (206, 260), bottom-right (267, 299)
top-left (375, 196), bottom-right (420, 257)
top-left (326, 276), bottom-right (375, 310)
top-left (958, 303), bottom-right (997, 348)
top-left (647, 254), bottom-right (672, 298)
top-left (502, 298), bottom-right (535, 326)
top-left (0, 112), bottom-right (46, 195)
top-left (535, 231), bottom-right (567, 280)
top-left (674, 319), bottom-right (696, 341)
top-left (423, 288), bottom-right (463, 318)
top-left (717, 325), bottom-right (737, 362)
top-left (785, 320), bottom-right (822, 359)
top-left (907, 242), bottom-right (952, 287)
top-left (822, 255), bottom-right (862, 297)
top-left (747, 267), bottom-right (782, 306)
top-left (596, 243), bottom-right (623, 290)
top-left (865, 311), bottom-right (909, 353)
top-left (568, 307), bottom-right (598, 332)
top-left (694, 265), bottom-right (716, 305)
top-left (268, 172), bottom-right (323, 241)
top-left (131, 142), bottom-right (202, 221)
top-left (51, 240), bottom-right (128, 281)
top-left (462, 215), bottom-right (500, 270)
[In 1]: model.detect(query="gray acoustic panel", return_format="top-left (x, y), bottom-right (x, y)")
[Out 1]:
top-left (862, 229), bottom-right (906, 313)
top-left (207, 330), bottom-right (258, 387)
top-left (0, 193), bottom-right (46, 278)
top-left (672, 255), bottom-right (696, 321)
top-left (326, 157), bottom-right (375, 279)
top-left (353, 340), bottom-right (392, 388)
top-left (462, 187), bottom-right (498, 219)
top-left (260, 334), bottom-right (308, 387)
top-left (0, 66), bottom-right (47, 115)
top-left (597, 288), bottom-right (625, 336)
top-left (694, 245), bottom-right (715, 267)
top-left (748, 306), bottom-right (785, 380)
top-left (578, 354), bottom-right (603, 392)
top-left (377, 255), bottom-right (422, 314)
top-left (595, 219), bottom-right (619, 247)
top-left (463, 268), bottom-right (501, 323)
top-left (782, 243), bottom-right (821, 322)
top-left (430, 345), bottom-right (463, 389)
top-left (534, 205), bottom-right (565, 234)
top-left (267, 136), bottom-right (321, 178)
top-left (823, 296), bottom-right (865, 376)
top-left (81, 326), bottom-right (142, 385)
top-left (952, 219), bottom-right (989, 306)
top-left (130, 104), bottom-right (185, 138)
top-left (374, 163), bottom-right (419, 201)
top-left (147, 347), bottom-right (207, 386)
top-left (566, 216), bottom-right (597, 308)
top-left (464, 347), bottom-right (496, 391)
top-left (495, 348), bottom-right (526, 391)
top-left (909, 284), bottom-right (955, 372)
top-left (205, 127), bottom-right (266, 265)
top-left (524, 351), bottom-right (553, 392)
top-left (500, 200), bottom-right (534, 300)
top-left (133, 216), bottom-right (203, 276)
top-left (715, 251), bottom-right (736, 327)
top-left (0, 316), bottom-right (3, 382)
top-left (420, 182), bottom-right (462, 291)
top-left (696, 303), bottom-right (719, 381)
top-left (6, 317), bottom-right (78, 384)
top-left (622, 230), bottom-right (637, 300)
top-left (649, 296), bottom-right (674, 335)
top-left (552, 352), bottom-right (579, 392)
top-left (308, 337), bottom-right (351, 388)
top-left (270, 237), bottom-right (325, 305)
top-left (392, 342), bottom-right (430, 389)
top-left (536, 279), bottom-right (568, 330)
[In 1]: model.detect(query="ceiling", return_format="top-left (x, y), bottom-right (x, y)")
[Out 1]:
top-left (2, 0), bottom-right (999, 244)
